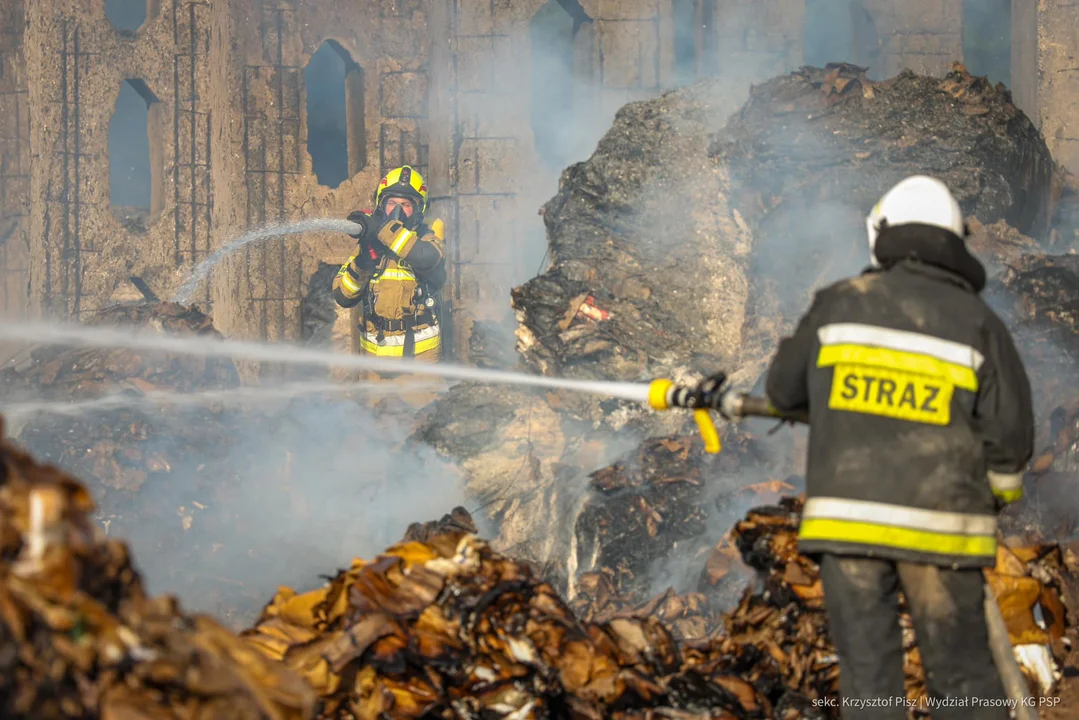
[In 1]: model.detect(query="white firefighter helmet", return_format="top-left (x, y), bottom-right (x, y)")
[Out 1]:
top-left (865, 175), bottom-right (965, 266)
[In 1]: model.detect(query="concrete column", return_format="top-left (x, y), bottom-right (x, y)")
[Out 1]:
top-left (1036, 0), bottom-right (1079, 172)
top-left (0, 0), bottom-right (30, 322)
top-left (1011, 0), bottom-right (1038, 120)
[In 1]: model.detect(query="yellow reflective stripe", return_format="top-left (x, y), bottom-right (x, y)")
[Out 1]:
top-left (818, 323), bottom-right (984, 370)
top-left (371, 268), bottom-right (416, 284)
top-left (798, 518), bottom-right (997, 557)
top-left (359, 334), bottom-right (440, 356)
top-left (339, 271), bottom-right (360, 293)
top-left (803, 497), bottom-right (997, 535)
top-left (987, 470), bottom-right (1022, 491)
top-left (818, 344), bottom-right (978, 391)
top-left (988, 471), bottom-right (1023, 504)
top-left (390, 229), bottom-right (415, 255)
top-left (993, 487), bottom-right (1023, 503)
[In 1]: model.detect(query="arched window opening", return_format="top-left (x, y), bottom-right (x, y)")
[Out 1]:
top-left (305, 40), bottom-right (366, 189)
top-left (106, 0), bottom-right (157, 35)
top-left (963, 0), bottom-right (1011, 86)
top-left (108, 79), bottom-right (164, 230)
top-left (530, 0), bottom-right (590, 170)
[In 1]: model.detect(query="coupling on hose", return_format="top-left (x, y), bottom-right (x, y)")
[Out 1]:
top-left (647, 375), bottom-right (726, 454)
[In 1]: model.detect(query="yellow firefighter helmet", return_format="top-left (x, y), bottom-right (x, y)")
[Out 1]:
top-left (375, 165), bottom-right (428, 214)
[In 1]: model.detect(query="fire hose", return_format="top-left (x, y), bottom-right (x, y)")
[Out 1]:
top-left (646, 371), bottom-right (1039, 719)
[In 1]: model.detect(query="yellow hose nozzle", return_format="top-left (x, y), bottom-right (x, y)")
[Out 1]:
top-left (646, 379), bottom-right (722, 454)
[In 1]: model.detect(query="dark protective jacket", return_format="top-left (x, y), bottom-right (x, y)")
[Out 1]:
top-left (764, 224), bottom-right (1034, 569)
top-left (332, 212), bottom-right (446, 357)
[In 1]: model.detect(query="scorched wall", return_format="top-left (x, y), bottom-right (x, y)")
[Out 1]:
top-left (0, 0), bottom-right (1077, 359)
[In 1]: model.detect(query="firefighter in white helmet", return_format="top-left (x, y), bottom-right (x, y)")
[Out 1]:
top-left (717, 176), bottom-right (1034, 718)
top-left (332, 165), bottom-right (446, 362)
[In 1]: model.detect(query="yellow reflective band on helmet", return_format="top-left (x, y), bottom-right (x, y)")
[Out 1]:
top-left (376, 165), bottom-right (428, 212)
top-left (798, 518), bottom-right (997, 558)
top-left (817, 344), bottom-right (978, 392)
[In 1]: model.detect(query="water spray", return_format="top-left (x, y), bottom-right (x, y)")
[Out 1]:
top-left (171, 218), bottom-right (364, 305)
top-left (0, 320), bottom-right (740, 452)
top-left (1, 379), bottom-right (446, 421)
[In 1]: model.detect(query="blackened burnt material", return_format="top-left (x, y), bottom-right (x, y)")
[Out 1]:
top-left (714, 63), bottom-right (1060, 239)
top-left (711, 63), bottom-right (1066, 320)
top-left (511, 80), bottom-right (751, 380)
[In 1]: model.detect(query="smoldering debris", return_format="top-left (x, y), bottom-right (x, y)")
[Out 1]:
top-left (712, 62), bottom-right (1070, 334)
top-left (2, 303), bottom-right (241, 496)
top-left (0, 418), bottom-right (315, 719)
top-left (243, 498), bottom-right (1076, 719)
top-left (1, 302), bottom-right (467, 626)
top-left (0, 416), bottom-right (1076, 719)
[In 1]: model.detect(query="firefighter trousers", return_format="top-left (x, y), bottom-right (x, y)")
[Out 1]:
top-left (818, 554), bottom-right (1009, 720)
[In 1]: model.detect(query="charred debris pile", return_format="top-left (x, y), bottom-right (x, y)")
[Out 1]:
top-left (2, 425), bottom-right (1072, 719)
top-left (0, 302), bottom-right (242, 496)
top-left (0, 419), bottom-right (314, 719)
top-left (421, 62), bottom-right (1079, 602)
top-left (4, 62), bottom-right (1079, 717)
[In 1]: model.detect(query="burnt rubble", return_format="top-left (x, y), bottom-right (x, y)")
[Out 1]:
top-left (5, 61), bottom-right (1079, 718)
top-left (243, 498), bottom-right (1075, 719)
top-left (1, 302), bottom-right (241, 496)
top-left (0, 418), bottom-right (1074, 719)
top-left (0, 418), bottom-right (314, 719)
top-left (426, 62), bottom-right (1078, 596)
top-left (712, 62), bottom-right (1071, 333)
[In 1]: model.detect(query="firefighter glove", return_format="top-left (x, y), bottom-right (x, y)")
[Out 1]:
top-left (689, 373), bottom-right (742, 421)
top-left (346, 211), bottom-right (370, 240)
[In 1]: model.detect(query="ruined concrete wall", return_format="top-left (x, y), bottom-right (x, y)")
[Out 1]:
top-left (861, 0), bottom-right (963, 78)
top-left (1035, 0), bottom-right (1079, 172)
top-left (210, 0), bottom-right (433, 351)
top-left (428, 0), bottom-right (550, 359)
top-left (578, 0), bottom-right (677, 116)
top-left (430, 0), bottom-right (702, 357)
top-left (0, 0), bottom-right (30, 322)
top-left (712, 0), bottom-right (804, 87)
top-left (22, 0), bottom-right (213, 319)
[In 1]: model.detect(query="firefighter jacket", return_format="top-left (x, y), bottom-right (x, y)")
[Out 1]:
top-left (332, 213), bottom-right (446, 358)
top-left (763, 224), bottom-right (1034, 569)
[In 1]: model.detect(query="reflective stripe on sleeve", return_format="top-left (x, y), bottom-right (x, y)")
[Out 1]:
top-left (987, 470), bottom-right (1024, 503)
top-left (339, 271), bottom-right (360, 294)
top-left (390, 228), bottom-right (416, 255)
top-left (336, 262), bottom-right (361, 294)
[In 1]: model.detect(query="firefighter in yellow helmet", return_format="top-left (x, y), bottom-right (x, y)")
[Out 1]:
top-left (332, 166), bottom-right (446, 362)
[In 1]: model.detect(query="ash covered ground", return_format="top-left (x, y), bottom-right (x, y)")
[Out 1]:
top-left (4, 63), bottom-right (1079, 717)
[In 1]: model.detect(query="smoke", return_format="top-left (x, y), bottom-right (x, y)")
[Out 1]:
top-left (17, 0), bottom-right (1034, 634)
top-left (9, 365), bottom-right (465, 627)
